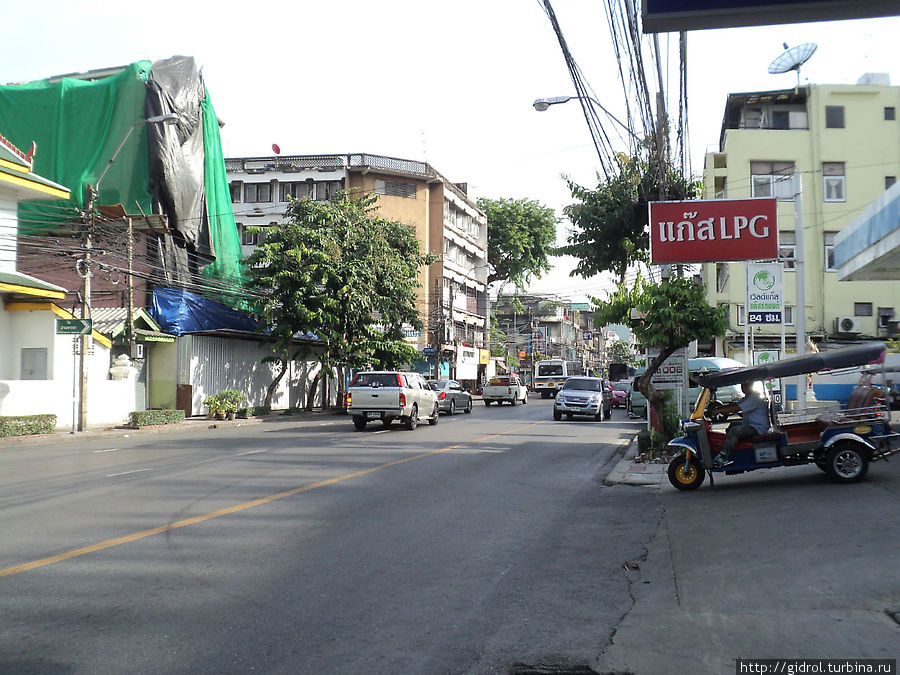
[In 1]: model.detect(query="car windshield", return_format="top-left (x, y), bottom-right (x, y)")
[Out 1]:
top-left (428, 381), bottom-right (448, 391)
top-left (563, 379), bottom-right (601, 391)
top-left (614, 381), bottom-right (631, 392)
top-left (351, 373), bottom-right (399, 387)
top-left (538, 365), bottom-right (563, 376)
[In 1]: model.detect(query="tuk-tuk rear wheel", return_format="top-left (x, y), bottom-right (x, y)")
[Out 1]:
top-left (667, 454), bottom-right (705, 491)
top-left (824, 442), bottom-right (869, 483)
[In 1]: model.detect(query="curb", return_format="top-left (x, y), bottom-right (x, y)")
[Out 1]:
top-left (604, 435), bottom-right (668, 487)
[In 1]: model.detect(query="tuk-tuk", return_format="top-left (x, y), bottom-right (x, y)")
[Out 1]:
top-left (666, 342), bottom-right (900, 490)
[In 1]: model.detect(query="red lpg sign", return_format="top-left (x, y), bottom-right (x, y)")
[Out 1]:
top-left (649, 198), bottom-right (778, 264)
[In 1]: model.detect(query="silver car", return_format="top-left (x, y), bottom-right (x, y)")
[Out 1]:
top-left (427, 379), bottom-right (473, 415)
top-left (553, 376), bottom-right (610, 421)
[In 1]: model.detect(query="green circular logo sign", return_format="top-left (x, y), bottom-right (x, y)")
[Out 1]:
top-left (753, 270), bottom-right (775, 291)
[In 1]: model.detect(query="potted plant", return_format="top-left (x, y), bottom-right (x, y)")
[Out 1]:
top-left (218, 389), bottom-right (245, 420)
top-left (204, 393), bottom-right (225, 420)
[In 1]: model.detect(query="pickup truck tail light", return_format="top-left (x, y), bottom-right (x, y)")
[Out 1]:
top-left (399, 392), bottom-right (407, 408)
top-left (346, 392), bottom-right (352, 408)
top-left (438, 392), bottom-right (446, 400)
top-left (507, 387), bottom-right (512, 394)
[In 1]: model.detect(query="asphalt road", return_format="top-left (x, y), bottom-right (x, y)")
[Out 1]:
top-left (0, 399), bottom-right (657, 674)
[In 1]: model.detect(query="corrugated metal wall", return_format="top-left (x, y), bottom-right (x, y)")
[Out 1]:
top-left (177, 335), bottom-right (331, 415)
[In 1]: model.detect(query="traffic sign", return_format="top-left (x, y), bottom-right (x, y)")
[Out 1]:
top-left (56, 318), bottom-right (93, 335)
top-left (423, 346), bottom-right (437, 356)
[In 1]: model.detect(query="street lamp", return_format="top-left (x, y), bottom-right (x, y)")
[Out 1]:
top-left (532, 95), bottom-right (639, 142)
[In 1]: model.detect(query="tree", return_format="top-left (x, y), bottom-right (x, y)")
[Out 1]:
top-left (244, 191), bottom-right (436, 409)
top-left (477, 197), bottom-right (558, 288)
top-left (607, 339), bottom-right (635, 366)
top-left (558, 149), bottom-right (700, 284)
top-left (593, 275), bottom-right (727, 439)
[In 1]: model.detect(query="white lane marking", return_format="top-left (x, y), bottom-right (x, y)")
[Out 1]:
top-left (107, 468), bottom-right (153, 478)
top-left (373, 429), bottom-right (391, 435)
top-left (236, 449), bottom-right (267, 456)
top-left (94, 448), bottom-right (120, 453)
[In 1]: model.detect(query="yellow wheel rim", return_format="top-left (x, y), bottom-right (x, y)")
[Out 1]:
top-left (675, 463), bottom-right (697, 484)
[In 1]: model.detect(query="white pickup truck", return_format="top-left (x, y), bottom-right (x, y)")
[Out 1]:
top-left (482, 374), bottom-right (529, 406)
top-left (347, 371), bottom-right (439, 431)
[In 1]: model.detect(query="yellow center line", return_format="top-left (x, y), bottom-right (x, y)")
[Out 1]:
top-left (0, 420), bottom-right (545, 578)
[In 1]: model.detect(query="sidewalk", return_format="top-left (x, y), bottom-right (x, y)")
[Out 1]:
top-left (604, 438), bottom-right (668, 487)
top-left (0, 410), bottom-right (343, 449)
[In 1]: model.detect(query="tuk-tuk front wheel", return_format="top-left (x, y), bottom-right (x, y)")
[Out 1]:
top-left (667, 454), bottom-right (705, 491)
top-left (824, 442), bottom-right (869, 483)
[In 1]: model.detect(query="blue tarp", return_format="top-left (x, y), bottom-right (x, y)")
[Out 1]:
top-left (151, 287), bottom-right (259, 336)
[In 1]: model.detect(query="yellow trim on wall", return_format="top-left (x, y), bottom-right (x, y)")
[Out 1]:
top-left (0, 171), bottom-right (70, 199)
top-left (4, 302), bottom-right (113, 348)
top-left (0, 158), bottom-right (30, 174)
top-left (0, 282), bottom-right (66, 299)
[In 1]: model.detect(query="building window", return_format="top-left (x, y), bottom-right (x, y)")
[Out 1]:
top-left (878, 307), bottom-right (895, 329)
top-left (822, 162), bottom-right (846, 202)
top-left (784, 305), bottom-right (795, 326)
top-left (21, 348), bottom-right (48, 380)
top-left (823, 232), bottom-right (837, 271)
top-left (737, 304), bottom-right (745, 326)
top-left (779, 230), bottom-right (795, 270)
top-left (313, 180), bottom-right (342, 201)
top-left (887, 176), bottom-right (897, 190)
top-left (825, 105), bottom-right (845, 128)
top-left (280, 182), bottom-right (312, 201)
top-left (750, 161), bottom-right (794, 200)
top-left (771, 110), bottom-right (789, 129)
top-left (854, 302), bottom-right (873, 317)
top-left (886, 107), bottom-right (896, 121)
top-left (244, 183), bottom-right (271, 203)
top-left (374, 179), bottom-right (417, 199)
top-left (229, 181), bottom-right (242, 203)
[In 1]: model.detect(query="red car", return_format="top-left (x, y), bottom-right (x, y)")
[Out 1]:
top-left (611, 380), bottom-right (631, 408)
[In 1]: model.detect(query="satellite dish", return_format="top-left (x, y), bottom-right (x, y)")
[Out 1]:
top-left (768, 42), bottom-right (817, 81)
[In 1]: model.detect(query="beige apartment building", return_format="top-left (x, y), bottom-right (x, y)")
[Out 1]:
top-left (702, 75), bottom-right (900, 360)
top-left (225, 153), bottom-right (489, 386)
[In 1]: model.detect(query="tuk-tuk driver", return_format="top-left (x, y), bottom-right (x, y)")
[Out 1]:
top-left (712, 381), bottom-right (770, 467)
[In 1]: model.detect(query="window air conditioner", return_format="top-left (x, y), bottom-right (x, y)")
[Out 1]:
top-left (834, 316), bottom-right (862, 335)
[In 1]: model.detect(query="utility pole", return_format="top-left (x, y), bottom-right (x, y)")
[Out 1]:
top-left (78, 185), bottom-right (95, 432)
top-left (126, 216), bottom-right (135, 358)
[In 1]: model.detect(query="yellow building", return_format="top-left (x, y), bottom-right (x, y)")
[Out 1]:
top-left (225, 153), bottom-right (489, 384)
top-left (702, 76), bottom-right (900, 360)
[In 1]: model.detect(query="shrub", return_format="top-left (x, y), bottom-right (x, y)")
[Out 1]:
top-left (636, 428), bottom-right (651, 454)
top-left (237, 405), bottom-right (271, 419)
top-left (128, 409), bottom-right (186, 427)
top-left (0, 414), bottom-right (57, 437)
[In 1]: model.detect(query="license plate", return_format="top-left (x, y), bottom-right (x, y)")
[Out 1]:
top-left (366, 411), bottom-right (381, 418)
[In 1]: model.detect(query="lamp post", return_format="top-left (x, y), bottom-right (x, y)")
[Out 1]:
top-left (76, 112), bottom-right (177, 431)
top-left (532, 95), bottom-right (640, 143)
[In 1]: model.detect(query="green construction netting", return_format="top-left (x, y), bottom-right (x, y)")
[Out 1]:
top-left (0, 59), bottom-right (249, 303)
top-left (0, 61), bottom-right (154, 233)
top-left (200, 93), bottom-right (250, 308)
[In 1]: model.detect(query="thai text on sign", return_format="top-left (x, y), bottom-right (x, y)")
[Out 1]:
top-left (649, 198), bottom-right (778, 263)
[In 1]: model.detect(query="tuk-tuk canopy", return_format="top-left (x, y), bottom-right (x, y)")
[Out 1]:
top-left (694, 342), bottom-right (886, 389)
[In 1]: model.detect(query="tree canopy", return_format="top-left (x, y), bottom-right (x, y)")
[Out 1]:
top-left (477, 197), bottom-right (557, 288)
top-left (244, 191), bottom-right (437, 401)
top-left (593, 275), bottom-right (727, 437)
top-left (558, 149), bottom-right (700, 283)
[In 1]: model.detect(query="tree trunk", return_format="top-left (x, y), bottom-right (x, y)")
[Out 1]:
top-left (264, 356), bottom-right (287, 409)
top-left (634, 344), bottom-right (679, 441)
top-left (306, 368), bottom-right (323, 411)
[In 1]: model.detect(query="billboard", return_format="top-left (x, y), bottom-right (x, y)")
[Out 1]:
top-left (649, 198), bottom-right (778, 264)
top-left (642, 0), bottom-right (898, 33)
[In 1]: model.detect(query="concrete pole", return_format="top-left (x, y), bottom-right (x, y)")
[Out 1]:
top-left (793, 173), bottom-right (807, 415)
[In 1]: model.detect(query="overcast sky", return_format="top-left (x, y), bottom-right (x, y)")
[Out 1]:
top-left (5, 1), bottom-right (899, 300)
